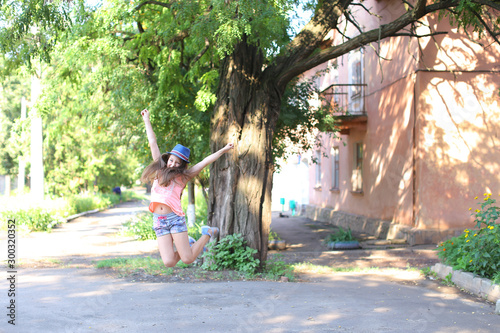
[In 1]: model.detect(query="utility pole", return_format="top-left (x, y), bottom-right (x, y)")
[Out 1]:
top-left (18, 97), bottom-right (27, 193)
top-left (30, 71), bottom-right (44, 201)
top-left (187, 181), bottom-right (196, 227)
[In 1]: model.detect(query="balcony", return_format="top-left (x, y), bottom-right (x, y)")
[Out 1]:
top-left (320, 83), bottom-right (367, 135)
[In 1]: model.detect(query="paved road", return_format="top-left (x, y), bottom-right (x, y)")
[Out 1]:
top-left (1, 200), bottom-right (499, 332)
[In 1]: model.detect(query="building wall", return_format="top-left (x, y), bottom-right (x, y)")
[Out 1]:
top-left (305, 0), bottom-right (500, 241)
top-left (413, 15), bottom-right (500, 230)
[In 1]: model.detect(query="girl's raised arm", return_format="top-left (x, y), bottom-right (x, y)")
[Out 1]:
top-left (141, 109), bottom-right (161, 161)
top-left (186, 143), bottom-right (234, 180)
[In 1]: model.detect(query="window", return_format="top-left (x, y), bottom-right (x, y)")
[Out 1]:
top-left (315, 150), bottom-right (322, 188)
top-left (348, 49), bottom-right (364, 113)
top-left (352, 143), bottom-right (363, 192)
top-left (331, 147), bottom-right (339, 190)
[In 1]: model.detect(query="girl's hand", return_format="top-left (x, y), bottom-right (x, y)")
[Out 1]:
top-left (141, 109), bottom-right (150, 121)
top-left (223, 143), bottom-right (234, 153)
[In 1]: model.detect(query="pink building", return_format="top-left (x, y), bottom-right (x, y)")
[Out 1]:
top-left (303, 2), bottom-right (500, 244)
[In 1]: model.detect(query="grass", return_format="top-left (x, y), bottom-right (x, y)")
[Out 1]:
top-left (292, 262), bottom-right (381, 274)
top-left (292, 262), bottom-right (423, 276)
top-left (95, 253), bottom-right (298, 281)
top-left (96, 257), bottom-right (174, 276)
top-left (94, 255), bottom-right (426, 282)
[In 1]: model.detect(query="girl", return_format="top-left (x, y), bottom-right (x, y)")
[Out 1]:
top-left (140, 109), bottom-right (233, 267)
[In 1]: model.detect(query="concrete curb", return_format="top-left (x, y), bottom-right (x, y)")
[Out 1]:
top-left (431, 263), bottom-right (500, 314)
top-left (65, 202), bottom-right (131, 222)
top-left (65, 208), bottom-right (103, 222)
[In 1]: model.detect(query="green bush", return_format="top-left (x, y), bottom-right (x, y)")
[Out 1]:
top-left (1, 208), bottom-right (65, 232)
top-left (1, 191), bottom-right (140, 232)
top-left (264, 253), bottom-right (294, 280)
top-left (202, 233), bottom-right (260, 274)
top-left (437, 194), bottom-right (500, 283)
top-left (67, 193), bottom-right (119, 213)
top-left (324, 226), bottom-right (356, 243)
top-left (121, 212), bottom-right (156, 240)
top-left (268, 230), bottom-right (281, 241)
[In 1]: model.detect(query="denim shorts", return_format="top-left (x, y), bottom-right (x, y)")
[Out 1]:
top-left (152, 213), bottom-right (188, 237)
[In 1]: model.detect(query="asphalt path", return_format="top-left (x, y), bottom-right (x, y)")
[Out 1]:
top-left (1, 200), bottom-right (499, 332)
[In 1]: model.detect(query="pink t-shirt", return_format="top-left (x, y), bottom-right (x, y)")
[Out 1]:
top-left (149, 177), bottom-right (186, 216)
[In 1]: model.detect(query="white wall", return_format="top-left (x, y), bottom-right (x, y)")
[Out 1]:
top-left (271, 154), bottom-right (309, 213)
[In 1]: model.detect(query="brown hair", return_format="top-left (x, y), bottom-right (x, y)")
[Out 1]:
top-left (140, 153), bottom-right (189, 187)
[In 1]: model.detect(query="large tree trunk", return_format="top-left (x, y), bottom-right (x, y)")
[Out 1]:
top-left (208, 38), bottom-right (281, 264)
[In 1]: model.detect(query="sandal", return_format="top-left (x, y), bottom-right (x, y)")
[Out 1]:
top-left (201, 226), bottom-right (219, 238)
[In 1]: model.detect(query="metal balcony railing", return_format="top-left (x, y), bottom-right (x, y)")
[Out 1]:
top-left (320, 84), bottom-right (367, 115)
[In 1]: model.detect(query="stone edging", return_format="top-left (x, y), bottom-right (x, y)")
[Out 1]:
top-left (65, 205), bottom-right (114, 222)
top-left (431, 263), bottom-right (500, 315)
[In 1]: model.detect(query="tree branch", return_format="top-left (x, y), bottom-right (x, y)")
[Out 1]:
top-left (391, 31), bottom-right (449, 38)
top-left (274, 0), bottom-right (463, 88)
top-left (472, 0), bottom-right (500, 11)
top-left (344, 9), bottom-right (364, 35)
top-left (413, 0), bottom-right (427, 19)
top-left (190, 37), bottom-right (210, 67)
top-left (135, 0), bottom-right (175, 12)
top-left (472, 10), bottom-right (500, 45)
top-left (350, 2), bottom-right (382, 19)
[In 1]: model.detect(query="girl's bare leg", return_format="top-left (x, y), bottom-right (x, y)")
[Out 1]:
top-left (172, 232), bottom-right (210, 264)
top-left (157, 234), bottom-right (182, 267)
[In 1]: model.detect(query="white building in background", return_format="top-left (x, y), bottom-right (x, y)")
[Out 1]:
top-left (271, 154), bottom-right (309, 214)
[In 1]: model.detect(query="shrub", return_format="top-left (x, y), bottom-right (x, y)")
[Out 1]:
top-left (121, 212), bottom-right (156, 240)
top-left (437, 193), bottom-right (500, 283)
top-left (1, 191), bottom-right (139, 232)
top-left (324, 226), bottom-right (356, 243)
top-left (202, 233), bottom-right (260, 274)
top-left (264, 253), bottom-right (294, 280)
top-left (1, 208), bottom-right (65, 232)
top-left (268, 230), bottom-right (281, 241)
top-left (67, 193), bottom-right (118, 213)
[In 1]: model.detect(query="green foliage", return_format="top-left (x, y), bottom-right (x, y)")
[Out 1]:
top-left (0, 71), bottom-right (30, 176)
top-left (66, 193), bottom-right (120, 214)
top-left (325, 227), bottom-right (356, 243)
top-left (0, 0), bottom-right (76, 67)
top-left (268, 230), bottom-right (282, 241)
top-left (96, 257), bottom-right (173, 276)
top-left (38, 51), bottom-right (142, 195)
top-left (202, 233), bottom-right (260, 274)
top-left (0, 191), bottom-right (133, 232)
top-left (437, 194), bottom-right (500, 283)
top-left (209, 0), bottom-right (292, 57)
top-left (1, 207), bottom-right (65, 232)
top-left (264, 253), bottom-right (294, 280)
top-left (439, 0), bottom-right (498, 40)
top-left (443, 273), bottom-right (454, 286)
top-left (121, 211), bottom-right (155, 241)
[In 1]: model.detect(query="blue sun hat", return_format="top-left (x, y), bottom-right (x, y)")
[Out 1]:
top-left (169, 144), bottom-right (190, 163)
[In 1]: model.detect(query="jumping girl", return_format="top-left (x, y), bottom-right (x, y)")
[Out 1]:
top-left (140, 109), bottom-right (233, 267)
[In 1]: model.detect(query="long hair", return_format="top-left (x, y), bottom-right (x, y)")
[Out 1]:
top-left (140, 153), bottom-right (189, 187)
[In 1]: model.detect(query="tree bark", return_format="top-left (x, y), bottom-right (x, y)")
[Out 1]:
top-left (208, 37), bottom-right (280, 264)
